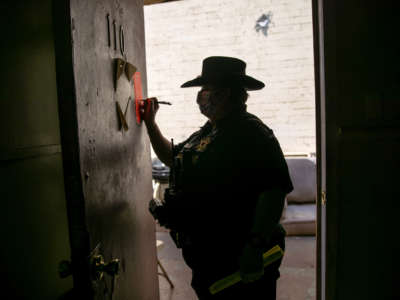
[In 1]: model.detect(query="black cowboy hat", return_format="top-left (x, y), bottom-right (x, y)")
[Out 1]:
top-left (181, 56), bottom-right (265, 91)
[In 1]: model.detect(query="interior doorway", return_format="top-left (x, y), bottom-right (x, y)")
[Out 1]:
top-left (144, 0), bottom-right (318, 299)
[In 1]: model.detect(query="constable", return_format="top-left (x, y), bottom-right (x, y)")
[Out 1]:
top-left (144, 56), bottom-right (293, 299)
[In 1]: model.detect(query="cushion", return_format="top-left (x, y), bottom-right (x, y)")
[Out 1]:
top-left (281, 204), bottom-right (316, 235)
top-left (285, 158), bottom-right (316, 204)
top-left (279, 197), bottom-right (288, 221)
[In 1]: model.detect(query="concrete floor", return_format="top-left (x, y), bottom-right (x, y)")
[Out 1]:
top-left (156, 230), bottom-right (316, 300)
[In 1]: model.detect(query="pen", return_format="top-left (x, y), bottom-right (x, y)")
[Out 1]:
top-left (136, 98), bottom-right (172, 105)
top-left (155, 101), bottom-right (172, 105)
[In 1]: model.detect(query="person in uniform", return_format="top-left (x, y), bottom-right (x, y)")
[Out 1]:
top-left (144, 56), bottom-right (293, 299)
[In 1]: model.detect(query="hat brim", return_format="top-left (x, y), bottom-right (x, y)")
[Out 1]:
top-left (181, 75), bottom-right (265, 91)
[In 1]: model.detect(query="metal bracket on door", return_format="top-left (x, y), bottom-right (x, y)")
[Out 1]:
top-left (58, 243), bottom-right (120, 281)
top-left (90, 254), bottom-right (120, 281)
top-left (90, 252), bottom-right (120, 298)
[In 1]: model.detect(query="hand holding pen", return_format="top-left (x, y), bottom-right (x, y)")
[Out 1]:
top-left (138, 97), bottom-right (172, 124)
top-left (137, 98), bottom-right (172, 106)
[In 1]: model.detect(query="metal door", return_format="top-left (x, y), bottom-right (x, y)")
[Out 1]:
top-left (53, 0), bottom-right (159, 299)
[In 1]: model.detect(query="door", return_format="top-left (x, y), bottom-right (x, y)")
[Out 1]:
top-left (314, 1), bottom-right (398, 300)
top-left (53, 0), bottom-right (159, 299)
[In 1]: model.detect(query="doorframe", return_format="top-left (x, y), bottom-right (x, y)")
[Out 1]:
top-left (311, 0), bottom-right (341, 298)
top-left (311, 0), bottom-right (326, 299)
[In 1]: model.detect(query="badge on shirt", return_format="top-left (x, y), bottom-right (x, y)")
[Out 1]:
top-left (196, 136), bottom-right (212, 152)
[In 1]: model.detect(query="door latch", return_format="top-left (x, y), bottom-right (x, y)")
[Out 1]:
top-left (321, 191), bottom-right (327, 206)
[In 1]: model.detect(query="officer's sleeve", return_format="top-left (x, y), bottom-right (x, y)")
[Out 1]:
top-left (172, 140), bottom-right (186, 156)
top-left (244, 123), bottom-right (293, 195)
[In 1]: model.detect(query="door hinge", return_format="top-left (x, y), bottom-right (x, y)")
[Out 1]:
top-left (321, 191), bottom-right (327, 206)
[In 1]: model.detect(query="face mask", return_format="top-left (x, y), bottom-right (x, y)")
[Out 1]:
top-left (197, 90), bottom-right (219, 118)
top-left (199, 101), bottom-right (218, 117)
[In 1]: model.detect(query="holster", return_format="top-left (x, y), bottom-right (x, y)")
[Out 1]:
top-left (148, 188), bottom-right (185, 230)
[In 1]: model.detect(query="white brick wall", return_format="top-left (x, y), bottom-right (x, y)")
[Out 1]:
top-left (144, 0), bottom-right (315, 155)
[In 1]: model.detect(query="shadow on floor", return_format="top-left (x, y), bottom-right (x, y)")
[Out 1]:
top-left (156, 230), bottom-right (316, 300)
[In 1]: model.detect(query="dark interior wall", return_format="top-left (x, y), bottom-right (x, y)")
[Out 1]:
top-left (0, 1), bottom-right (72, 299)
top-left (323, 1), bottom-right (398, 299)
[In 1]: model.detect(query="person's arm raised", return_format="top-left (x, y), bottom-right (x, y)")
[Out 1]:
top-left (142, 98), bottom-right (173, 167)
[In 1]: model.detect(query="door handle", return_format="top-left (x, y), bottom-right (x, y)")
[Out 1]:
top-left (58, 260), bottom-right (72, 279)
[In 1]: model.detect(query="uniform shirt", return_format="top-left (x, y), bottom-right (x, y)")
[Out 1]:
top-left (171, 109), bottom-right (293, 271)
